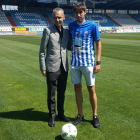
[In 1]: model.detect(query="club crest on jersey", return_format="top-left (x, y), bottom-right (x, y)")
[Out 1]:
top-left (77, 32), bottom-right (80, 37)
top-left (85, 31), bottom-right (88, 34)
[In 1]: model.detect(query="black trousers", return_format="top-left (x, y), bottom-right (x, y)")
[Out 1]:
top-left (46, 64), bottom-right (68, 118)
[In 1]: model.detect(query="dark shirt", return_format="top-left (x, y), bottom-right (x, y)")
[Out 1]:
top-left (54, 24), bottom-right (63, 40)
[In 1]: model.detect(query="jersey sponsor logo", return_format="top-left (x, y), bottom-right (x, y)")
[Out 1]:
top-left (77, 32), bottom-right (80, 37)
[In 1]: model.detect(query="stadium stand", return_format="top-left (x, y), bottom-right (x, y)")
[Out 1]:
top-left (10, 10), bottom-right (50, 27)
top-left (63, 11), bottom-right (75, 26)
top-left (46, 10), bottom-right (76, 26)
top-left (131, 14), bottom-right (140, 22)
top-left (46, 11), bottom-right (54, 25)
top-left (47, 10), bottom-right (75, 26)
top-left (86, 13), bottom-right (119, 27)
top-left (45, 17), bottom-right (53, 26)
top-left (107, 13), bottom-right (140, 26)
top-left (1, 9), bottom-right (140, 31)
top-left (1, 0), bottom-right (140, 34)
top-left (46, 10), bottom-right (119, 27)
top-left (0, 11), bottom-right (12, 27)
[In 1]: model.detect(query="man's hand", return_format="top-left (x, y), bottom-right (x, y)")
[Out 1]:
top-left (41, 71), bottom-right (47, 76)
top-left (94, 65), bottom-right (100, 74)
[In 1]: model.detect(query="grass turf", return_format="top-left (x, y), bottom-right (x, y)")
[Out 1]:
top-left (0, 33), bottom-right (140, 140)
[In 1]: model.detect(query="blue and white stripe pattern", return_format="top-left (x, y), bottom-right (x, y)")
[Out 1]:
top-left (69, 20), bottom-right (100, 66)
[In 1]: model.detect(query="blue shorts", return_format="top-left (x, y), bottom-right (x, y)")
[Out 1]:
top-left (70, 65), bottom-right (95, 86)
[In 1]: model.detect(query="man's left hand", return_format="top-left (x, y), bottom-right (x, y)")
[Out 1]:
top-left (94, 65), bottom-right (100, 74)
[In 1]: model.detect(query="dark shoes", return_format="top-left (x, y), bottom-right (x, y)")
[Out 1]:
top-left (48, 118), bottom-right (55, 127)
top-left (72, 114), bottom-right (101, 128)
top-left (48, 115), bottom-right (70, 127)
top-left (58, 115), bottom-right (70, 122)
top-left (72, 114), bottom-right (84, 126)
top-left (93, 116), bottom-right (101, 128)
top-left (48, 115), bottom-right (100, 128)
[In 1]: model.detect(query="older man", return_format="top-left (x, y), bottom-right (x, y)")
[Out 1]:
top-left (39, 8), bottom-right (70, 127)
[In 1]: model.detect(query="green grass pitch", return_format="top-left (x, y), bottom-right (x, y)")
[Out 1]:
top-left (0, 33), bottom-right (140, 140)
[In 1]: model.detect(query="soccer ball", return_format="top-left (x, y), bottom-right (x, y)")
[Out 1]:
top-left (61, 123), bottom-right (77, 140)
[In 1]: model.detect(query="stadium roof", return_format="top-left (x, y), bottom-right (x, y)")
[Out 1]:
top-left (1, 0), bottom-right (140, 10)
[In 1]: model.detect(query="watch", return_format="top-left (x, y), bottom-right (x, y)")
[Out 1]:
top-left (96, 61), bottom-right (101, 65)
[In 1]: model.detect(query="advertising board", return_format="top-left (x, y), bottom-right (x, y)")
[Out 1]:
top-left (12, 28), bottom-right (29, 31)
top-left (15, 31), bottom-right (37, 35)
top-left (0, 27), bottom-right (12, 31)
top-left (37, 31), bottom-right (43, 35)
top-left (0, 31), bottom-right (15, 35)
top-left (29, 27), bottom-right (44, 31)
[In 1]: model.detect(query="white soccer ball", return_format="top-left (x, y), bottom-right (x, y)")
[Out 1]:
top-left (61, 123), bottom-right (77, 140)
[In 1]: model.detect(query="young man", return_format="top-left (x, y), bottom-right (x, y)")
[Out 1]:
top-left (39, 8), bottom-right (70, 127)
top-left (68, 2), bottom-right (102, 128)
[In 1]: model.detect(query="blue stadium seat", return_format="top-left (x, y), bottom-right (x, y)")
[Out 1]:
top-left (0, 11), bottom-right (12, 27)
top-left (86, 13), bottom-right (119, 27)
top-left (131, 14), bottom-right (140, 22)
top-left (47, 10), bottom-right (119, 27)
top-left (10, 11), bottom-right (50, 27)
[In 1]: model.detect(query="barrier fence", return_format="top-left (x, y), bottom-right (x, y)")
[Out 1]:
top-left (0, 26), bottom-right (140, 35)
top-left (99, 26), bottom-right (140, 33)
top-left (0, 27), bottom-right (44, 35)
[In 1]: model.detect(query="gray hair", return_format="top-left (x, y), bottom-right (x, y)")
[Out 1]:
top-left (53, 7), bottom-right (64, 16)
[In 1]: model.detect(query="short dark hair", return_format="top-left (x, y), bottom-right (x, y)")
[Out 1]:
top-left (73, 2), bottom-right (87, 13)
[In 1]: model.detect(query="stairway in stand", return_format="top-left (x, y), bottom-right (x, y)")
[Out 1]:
top-left (7, 16), bottom-right (17, 28)
top-left (109, 18), bottom-right (122, 27)
top-left (45, 17), bottom-right (54, 26)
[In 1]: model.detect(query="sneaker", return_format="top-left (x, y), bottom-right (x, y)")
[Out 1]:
top-left (72, 114), bottom-right (84, 126)
top-left (93, 116), bottom-right (101, 128)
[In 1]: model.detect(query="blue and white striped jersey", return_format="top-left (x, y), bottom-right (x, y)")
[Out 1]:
top-left (68, 20), bottom-right (100, 66)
